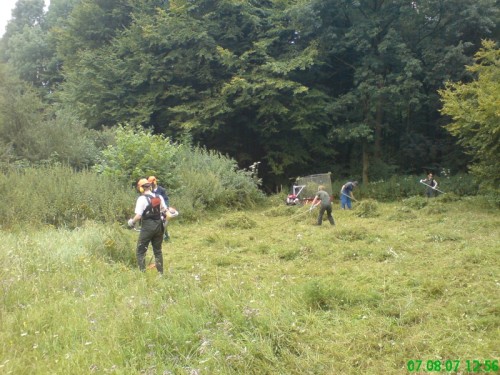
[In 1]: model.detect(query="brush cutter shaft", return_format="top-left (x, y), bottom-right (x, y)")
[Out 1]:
top-left (419, 181), bottom-right (446, 194)
top-left (279, 207), bottom-right (313, 225)
top-left (341, 192), bottom-right (357, 201)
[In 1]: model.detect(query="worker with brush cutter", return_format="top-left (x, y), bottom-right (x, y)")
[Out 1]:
top-left (340, 180), bottom-right (358, 209)
top-left (128, 178), bottom-right (167, 275)
top-left (420, 172), bottom-right (440, 198)
top-left (148, 176), bottom-right (171, 241)
top-left (310, 185), bottom-right (335, 226)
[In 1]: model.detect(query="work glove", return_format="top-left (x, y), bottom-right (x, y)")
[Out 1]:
top-left (127, 218), bottom-right (134, 228)
top-left (309, 206), bottom-right (313, 212)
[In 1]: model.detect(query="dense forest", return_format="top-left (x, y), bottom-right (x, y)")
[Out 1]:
top-left (0, 0), bottom-right (499, 190)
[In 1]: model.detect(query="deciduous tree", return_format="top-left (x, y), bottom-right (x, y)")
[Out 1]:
top-left (439, 40), bottom-right (500, 189)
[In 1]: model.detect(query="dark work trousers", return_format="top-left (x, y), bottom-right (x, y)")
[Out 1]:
top-left (426, 187), bottom-right (436, 198)
top-left (136, 218), bottom-right (164, 274)
top-left (318, 205), bottom-right (335, 225)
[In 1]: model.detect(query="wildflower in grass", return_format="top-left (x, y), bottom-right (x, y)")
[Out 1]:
top-left (198, 338), bottom-right (211, 354)
top-left (243, 306), bottom-right (259, 318)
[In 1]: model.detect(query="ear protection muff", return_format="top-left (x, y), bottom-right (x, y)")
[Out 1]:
top-left (137, 178), bottom-right (149, 194)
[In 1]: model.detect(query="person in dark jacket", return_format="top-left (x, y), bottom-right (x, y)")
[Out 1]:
top-left (128, 179), bottom-right (167, 274)
top-left (420, 173), bottom-right (438, 198)
top-left (148, 176), bottom-right (171, 241)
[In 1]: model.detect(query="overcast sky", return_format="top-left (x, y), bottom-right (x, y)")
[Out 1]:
top-left (0, 0), bottom-right (50, 37)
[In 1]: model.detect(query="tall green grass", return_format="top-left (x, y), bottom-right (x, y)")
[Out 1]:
top-left (0, 161), bottom-right (265, 229)
top-left (0, 166), bottom-right (134, 229)
top-left (1, 197), bottom-right (498, 374)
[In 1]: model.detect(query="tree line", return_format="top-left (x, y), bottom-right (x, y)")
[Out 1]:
top-left (0, 0), bottom-right (498, 190)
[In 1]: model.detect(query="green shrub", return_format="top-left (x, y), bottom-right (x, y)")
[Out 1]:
top-left (92, 124), bottom-right (179, 187)
top-left (0, 67), bottom-right (107, 169)
top-left (360, 176), bottom-right (421, 201)
top-left (171, 145), bottom-right (265, 218)
top-left (439, 173), bottom-right (478, 196)
top-left (91, 125), bottom-right (264, 222)
top-left (483, 192), bottom-right (500, 209)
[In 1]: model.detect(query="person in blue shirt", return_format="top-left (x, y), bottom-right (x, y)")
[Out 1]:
top-left (340, 181), bottom-right (358, 210)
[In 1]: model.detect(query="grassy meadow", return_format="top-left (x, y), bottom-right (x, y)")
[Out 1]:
top-left (1, 196), bottom-right (499, 374)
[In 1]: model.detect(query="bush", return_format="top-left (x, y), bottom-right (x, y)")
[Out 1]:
top-left (439, 173), bottom-right (478, 196)
top-left (93, 124), bottom-right (179, 187)
top-left (482, 191), bottom-right (500, 209)
top-left (0, 68), bottom-right (102, 169)
top-left (359, 176), bottom-right (421, 201)
top-left (92, 126), bottom-right (265, 221)
top-left (170, 145), bottom-right (265, 219)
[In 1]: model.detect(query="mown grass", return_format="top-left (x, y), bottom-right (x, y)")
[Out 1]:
top-left (0, 197), bottom-right (498, 374)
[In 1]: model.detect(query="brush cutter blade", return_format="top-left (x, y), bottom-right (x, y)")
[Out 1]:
top-left (166, 207), bottom-right (179, 219)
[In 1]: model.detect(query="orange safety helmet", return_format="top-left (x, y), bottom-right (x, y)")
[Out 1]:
top-left (147, 176), bottom-right (158, 185)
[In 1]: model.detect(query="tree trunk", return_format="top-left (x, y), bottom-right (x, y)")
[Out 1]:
top-left (374, 97), bottom-right (383, 160)
top-left (374, 82), bottom-right (384, 160)
top-left (362, 142), bottom-right (370, 184)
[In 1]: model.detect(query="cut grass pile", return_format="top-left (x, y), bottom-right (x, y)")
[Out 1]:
top-left (0, 197), bottom-right (498, 374)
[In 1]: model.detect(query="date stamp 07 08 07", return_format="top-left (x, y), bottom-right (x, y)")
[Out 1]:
top-left (407, 359), bottom-right (499, 373)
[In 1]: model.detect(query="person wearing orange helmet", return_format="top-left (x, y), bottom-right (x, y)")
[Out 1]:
top-left (127, 178), bottom-right (167, 274)
top-left (148, 176), bottom-right (171, 241)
